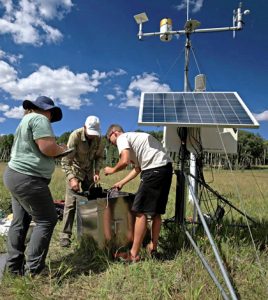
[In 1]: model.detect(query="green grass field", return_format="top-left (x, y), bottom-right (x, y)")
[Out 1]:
top-left (0, 162), bottom-right (268, 299)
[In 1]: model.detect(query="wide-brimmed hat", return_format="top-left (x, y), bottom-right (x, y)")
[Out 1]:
top-left (85, 115), bottom-right (101, 136)
top-left (23, 96), bottom-right (62, 123)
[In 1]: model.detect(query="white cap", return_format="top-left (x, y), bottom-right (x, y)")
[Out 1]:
top-left (85, 116), bottom-right (101, 136)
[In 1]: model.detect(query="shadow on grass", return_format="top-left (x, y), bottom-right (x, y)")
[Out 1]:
top-left (48, 237), bottom-right (116, 283)
top-left (157, 221), bottom-right (190, 260)
top-left (160, 217), bottom-right (268, 259)
top-left (196, 218), bottom-right (268, 250)
top-left (0, 237), bottom-right (122, 289)
top-left (159, 218), bottom-right (268, 299)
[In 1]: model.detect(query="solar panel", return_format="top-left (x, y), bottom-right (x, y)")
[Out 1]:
top-left (138, 92), bottom-right (259, 128)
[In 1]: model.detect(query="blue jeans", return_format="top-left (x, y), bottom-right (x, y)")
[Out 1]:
top-left (3, 166), bottom-right (58, 275)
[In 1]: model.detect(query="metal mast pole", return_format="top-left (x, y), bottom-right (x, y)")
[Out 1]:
top-left (175, 34), bottom-right (191, 224)
top-left (184, 34), bottom-right (191, 92)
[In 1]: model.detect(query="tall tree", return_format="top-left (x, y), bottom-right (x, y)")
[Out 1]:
top-left (237, 130), bottom-right (264, 167)
top-left (0, 134), bottom-right (14, 161)
top-left (57, 132), bottom-right (71, 144)
top-left (0, 134), bottom-right (14, 151)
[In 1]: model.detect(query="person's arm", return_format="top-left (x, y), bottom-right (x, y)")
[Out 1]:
top-left (32, 115), bottom-right (67, 157)
top-left (35, 137), bottom-right (67, 157)
top-left (60, 132), bottom-right (81, 191)
top-left (94, 139), bottom-right (104, 182)
top-left (113, 167), bottom-right (141, 190)
top-left (61, 132), bottom-right (77, 180)
top-left (104, 149), bottom-right (130, 175)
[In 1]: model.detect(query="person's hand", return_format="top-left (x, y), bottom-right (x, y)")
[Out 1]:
top-left (93, 174), bottom-right (100, 183)
top-left (104, 167), bottom-right (114, 176)
top-left (69, 178), bottom-right (80, 192)
top-left (59, 143), bottom-right (68, 149)
top-left (113, 181), bottom-right (124, 190)
top-left (59, 143), bottom-right (68, 153)
top-left (53, 143), bottom-right (69, 158)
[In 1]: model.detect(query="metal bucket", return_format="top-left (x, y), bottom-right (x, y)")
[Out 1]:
top-left (76, 190), bottom-right (135, 249)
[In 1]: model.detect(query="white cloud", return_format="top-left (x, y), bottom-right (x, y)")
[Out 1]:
top-left (0, 116), bottom-right (5, 122)
top-left (119, 73), bottom-right (171, 109)
top-left (83, 98), bottom-right (93, 106)
top-left (254, 110), bottom-right (268, 122)
top-left (0, 103), bottom-right (9, 111)
top-left (105, 94), bottom-right (115, 101)
top-left (107, 69), bottom-right (127, 77)
top-left (4, 105), bottom-right (23, 119)
top-left (114, 84), bottom-right (124, 97)
top-left (0, 59), bottom-right (127, 111)
top-left (0, 60), bottom-right (18, 84)
top-left (91, 68), bottom-right (127, 81)
top-left (0, 0), bottom-right (73, 45)
top-left (176, 0), bottom-right (204, 13)
top-left (128, 73), bottom-right (170, 92)
top-left (0, 49), bottom-right (23, 64)
top-left (0, 0), bottom-right (14, 14)
top-left (40, 21), bottom-right (63, 44)
top-left (0, 65), bottom-right (103, 110)
top-left (37, 0), bottom-right (73, 20)
top-left (91, 69), bottom-right (107, 80)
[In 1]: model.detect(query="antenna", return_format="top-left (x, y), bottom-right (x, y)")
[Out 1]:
top-left (186, 0), bottom-right (189, 21)
top-left (233, 2), bottom-right (251, 38)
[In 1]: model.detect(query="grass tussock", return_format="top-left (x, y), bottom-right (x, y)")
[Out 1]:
top-left (0, 162), bottom-right (268, 299)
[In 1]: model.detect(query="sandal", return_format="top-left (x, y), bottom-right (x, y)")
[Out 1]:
top-left (113, 252), bottom-right (128, 260)
top-left (146, 244), bottom-right (160, 259)
top-left (114, 252), bottom-right (140, 263)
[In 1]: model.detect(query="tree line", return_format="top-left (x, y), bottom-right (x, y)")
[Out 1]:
top-left (0, 129), bottom-right (267, 168)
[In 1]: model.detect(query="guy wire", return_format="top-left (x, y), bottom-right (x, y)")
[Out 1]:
top-left (190, 42), bottom-right (267, 284)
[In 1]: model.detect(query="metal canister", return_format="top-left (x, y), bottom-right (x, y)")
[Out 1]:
top-left (76, 191), bottom-right (135, 250)
top-left (160, 18), bottom-right (173, 42)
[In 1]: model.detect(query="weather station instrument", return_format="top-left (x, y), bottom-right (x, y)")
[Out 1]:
top-left (134, 3), bottom-right (258, 300)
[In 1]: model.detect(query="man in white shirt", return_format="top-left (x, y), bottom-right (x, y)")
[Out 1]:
top-left (104, 124), bottom-right (173, 262)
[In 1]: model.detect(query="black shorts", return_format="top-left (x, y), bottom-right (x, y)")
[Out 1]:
top-left (132, 163), bottom-right (173, 216)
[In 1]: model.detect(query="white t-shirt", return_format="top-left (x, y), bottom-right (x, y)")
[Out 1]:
top-left (116, 132), bottom-right (171, 171)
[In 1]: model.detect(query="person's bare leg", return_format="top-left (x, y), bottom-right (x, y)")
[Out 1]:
top-left (148, 214), bottom-right (161, 252)
top-left (130, 213), bottom-right (147, 257)
top-left (126, 212), bottom-right (135, 243)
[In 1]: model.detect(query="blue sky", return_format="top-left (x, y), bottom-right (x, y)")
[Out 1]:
top-left (0, 0), bottom-right (267, 140)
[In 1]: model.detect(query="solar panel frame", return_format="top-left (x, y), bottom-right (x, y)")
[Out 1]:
top-left (138, 92), bottom-right (259, 128)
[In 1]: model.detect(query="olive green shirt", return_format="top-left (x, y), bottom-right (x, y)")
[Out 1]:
top-left (61, 127), bottom-right (104, 182)
top-left (9, 112), bottom-right (55, 179)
